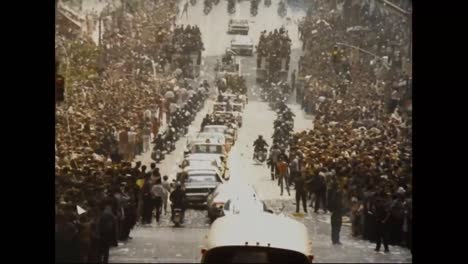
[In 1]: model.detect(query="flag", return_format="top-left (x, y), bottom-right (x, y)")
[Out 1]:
top-left (77, 205), bottom-right (86, 215)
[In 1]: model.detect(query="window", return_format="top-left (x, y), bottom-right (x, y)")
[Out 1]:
top-left (187, 175), bottom-right (216, 182)
top-left (208, 145), bottom-right (222, 154)
top-left (203, 247), bottom-right (309, 264)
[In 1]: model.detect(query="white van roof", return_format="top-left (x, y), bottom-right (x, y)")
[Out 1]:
top-left (205, 213), bottom-right (312, 256)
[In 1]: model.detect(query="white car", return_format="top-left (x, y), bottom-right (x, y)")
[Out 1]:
top-left (203, 125), bottom-right (228, 134)
top-left (187, 132), bottom-right (226, 151)
top-left (207, 184), bottom-right (265, 221)
top-left (230, 35), bottom-right (254, 56)
top-left (204, 124), bottom-right (238, 142)
top-left (223, 195), bottom-right (268, 217)
top-left (182, 153), bottom-right (228, 180)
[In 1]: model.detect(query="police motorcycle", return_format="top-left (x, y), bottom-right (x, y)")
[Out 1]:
top-left (278, 0), bottom-right (287, 17)
top-left (204, 0), bottom-right (213, 15)
top-left (254, 145), bottom-right (268, 163)
top-left (151, 134), bottom-right (166, 163)
top-left (250, 0), bottom-right (259, 16)
top-left (170, 181), bottom-right (186, 227)
top-left (228, 0), bottom-right (236, 14)
top-left (164, 127), bottom-right (177, 154)
top-left (172, 111), bottom-right (187, 139)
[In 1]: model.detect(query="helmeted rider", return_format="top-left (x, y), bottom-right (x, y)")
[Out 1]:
top-left (253, 135), bottom-right (269, 158)
top-left (170, 181), bottom-right (186, 224)
top-left (154, 134), bottom-right (165, 151)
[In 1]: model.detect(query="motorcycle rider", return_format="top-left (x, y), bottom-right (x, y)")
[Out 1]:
top-left (253, 135), bottom-right (269, 159)
top-left (154, 134), bottom-right (165, 153)
top-left (202, 79), bottom-right (210, 91)
top-left (201, 114), bottom-right (211, 132)
top-left (170, 182), bottom-right (186, 224)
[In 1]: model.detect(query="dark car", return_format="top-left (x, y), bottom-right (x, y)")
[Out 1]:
top-left (184, 168), bottom-right (223, 205)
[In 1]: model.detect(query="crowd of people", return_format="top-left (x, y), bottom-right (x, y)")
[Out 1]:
top-left (257, 27), bottom-right (292, 75)
top-left (173, 24), bottom-right (203, 56)
top-left (55, 1), bottom-right (209, 262)
top-left (290, 0), bottom-right (412, 253)
top-left (297, 0), bottom-right (411, 115)
top-left (216, 74), bottom-right (247, 95)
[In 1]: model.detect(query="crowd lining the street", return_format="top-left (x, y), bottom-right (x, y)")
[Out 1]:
top-left (55, 1), bottom-right (208, 263)
top-left (55, 0), bottom-right (413, 261)
top-left (290, 0), bottom-right (412, 252)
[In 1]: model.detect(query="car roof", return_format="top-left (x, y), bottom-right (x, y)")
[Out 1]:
top-left (187, 153), bottom-right (221, 161)
top-left (230, 19), bottom-right (248, 24)
top-left (206, 214), bottom-right (311, 255)
top-left (192, 141), bottom-right (224, 146)
top-left (187, 169), bottom-right (219, 175)
top-left (197, 132), bottom-right (225, 138)
top-left (232, 35), bottom-right (253, 44)
top-left (204, 125), bottom-right (228, 128)
top-left (191, 138), bottom-right (225, 145)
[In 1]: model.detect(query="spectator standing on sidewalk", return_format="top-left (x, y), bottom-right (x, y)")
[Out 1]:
top-left (162, 175), bottom-right (172, 215)
top-left (313, 171), bottom-right (328, 213)
top-left (294, 172), bottom-right (308, 213)
top-left (98, 200), bottom-right (117, 264)
top-left (142, 123), bottom-right (152, 153)
top-left (277, 157), bottom-right (291, 196)
top-left (372, 191), bottom-right (392, 253)
top-left (140, 174), bottom-right (153, 224)
top-left (328, 180), bottom-right (344, 245)
top-left (268, 144), bottom-right (282, 180)
top-left (151, 177), bottom-right (166, 223)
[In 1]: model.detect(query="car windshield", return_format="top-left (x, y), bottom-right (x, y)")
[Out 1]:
top-left (204, 127), bottom-right (226, 134)
top-left (214, 105), bottom-right (226, 111)
top-left (187, 175), bottom-right (216, 182)
top-left (193, 145), bottom-right (223, 154)
top-left (203, 246), bottom-right (309, 264)
top-left (188, 160), bottom-right (215, 168)
top-left (197, 134), bottom-right (224, 143)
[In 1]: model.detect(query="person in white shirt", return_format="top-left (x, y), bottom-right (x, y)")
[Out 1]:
top-left (151, 179), bottom-right (166, 223)
top-left (161, 176), bottom-right (172, 214)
